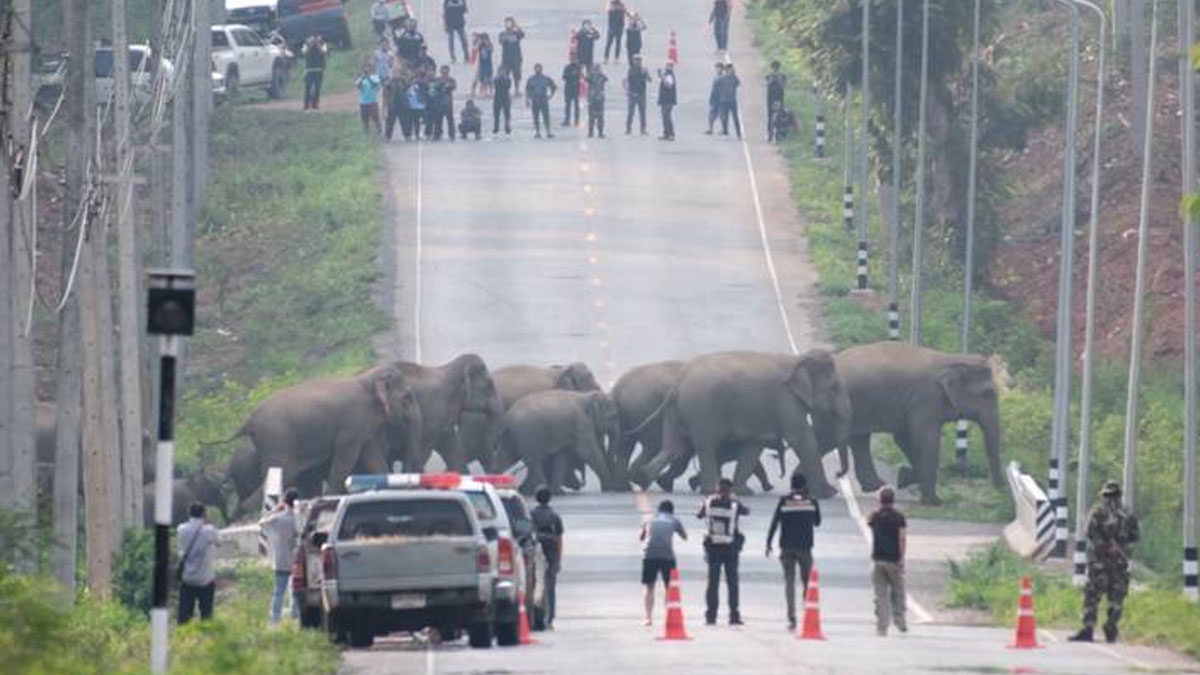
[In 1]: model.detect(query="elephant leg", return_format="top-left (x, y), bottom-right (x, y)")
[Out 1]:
top-left (912, 423), bottom-right (944, 506)
top-left (609, 435), bottom-right (636, 491)
top-left (628, 440), bottom-right (659, 484)
top-left (434, 431), bottom-right (469, 473)
top-left (577, 434), bottom-right (613, 491)
top-left (893, 430), bottom-right (920, 489)
top-left (521, 455), bottom-right (549, 496)
top-left (849, 434), bottom-right (884, 492)
top-left (730, 444), bottom-right (762, 495)
top-left (692, 437), bottom-right (722, 499)
top-left (661, 450), bottom-right (694, 492)
top-left (784, 422), bottom-right (836, 500)
top-left (547, 453), bottom-right (570, 494)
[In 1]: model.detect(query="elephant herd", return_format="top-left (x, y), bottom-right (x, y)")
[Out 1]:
top-left (211, 341), bottom-right (1004, 522)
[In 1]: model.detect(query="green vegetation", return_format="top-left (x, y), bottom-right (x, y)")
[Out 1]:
top-left (947, 543), bottom-right (1200, 658)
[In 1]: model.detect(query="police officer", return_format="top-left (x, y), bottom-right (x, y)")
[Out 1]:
top-left (525, 63), bottom-right (558, 139)
top-left (766, 471), bottom-right (822, 630)
top-left (623, 55), bottom-right (652, 135)
top-left (531, 486), bottom-right (565, 630)
top-left (1069, 481), bottom-right (1140, 643)
top-left (766, 60), bottom-right (787, 140)
top-left (586, 64), bottom-right (608, 138)
top-left (697, 478), bottom-right (748, 626)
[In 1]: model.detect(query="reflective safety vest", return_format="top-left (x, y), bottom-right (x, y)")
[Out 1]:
top-left (704, 496), bottom-right (742, 546)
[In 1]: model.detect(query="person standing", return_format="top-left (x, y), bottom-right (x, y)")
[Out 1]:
top-left (766, 60), bottom-right (787, 140)
top-left (1069, 481), bottom-right (1140, 643)
top-left (371, 0), bottom-right (390, 38)
top-left (868, 487), bottom-right (908, 636)
top-left (705, 62), bottom-right (724, 134)
top-left (576, 20), bottom-right (601, 69)
top-left (385, 70), bottom-right (409, 140)
top-left (656, 60), bottom-right (677, 140)
top-left (525, 63), bottom-right (557, 139)
top-left (259, 489), bottom-right (299, 623)
top-left (562, 57), bottom-right (583, 127)
top-left (492, 66), bottom-right (513, 134)
top-left (531, 486), bottom-right (565, 630)
top-left (301, 35), bottom-right (328, 111)
top-left (403, 74), bottom-right (428, 139)
top-left (709, 0), bottom-right (731, 52)
top-left (429, 65), bottom-right (457, 140)
top-left (499, 18), bottom-right (526, 92)
top-left (604, 0), bottom-right (627, 63)
top-left (639, 499), bottom-right (688, 627)
top-left (473, 32), bottom-right (494, 97)
top-left (395, 18), bottom-right (426, 66)
top-left (623, 55), bottom-right (651, 135)
top-left (443, 0), bottom-right (469, 63)
top-left (586, 64), bottom-right (608, 138)
top-left (716, 63), bottom-right (741, 138)
top-left (355, 65), bottom-right (383, 135)
top-left (697, 478), bottom-right (748, 626)
top-left (177, 502), bottom-right (218, 624)
top-left (625, 12), bottom-right (646, 61)
top-left (766, 471), bottom-right (822, 631)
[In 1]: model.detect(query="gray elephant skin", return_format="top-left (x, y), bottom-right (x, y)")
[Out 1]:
top-left (384, 354), bottom-right (505, 473)
top-left (834, 342), bottom-right (1002, 505)
top-left (494, 390), bottom-right (619, 495)
top-left (631, 350), bottom-right (852, 499)
top-left (218, 365), bottom-right (422, 517)
top-left (612, 360), bottom-right (780, 494)
top-left (143, 471), bottom-right (230, 526)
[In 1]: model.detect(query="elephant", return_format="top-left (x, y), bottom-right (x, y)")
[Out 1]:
top-left (212, 364), bottom-right (423, 517)
top-left (612, 360), bottom-right (780, 494)
top-left (833, 342), bottom-right (1002, 505)
top-left (492, 362), bottom-right (601, 483)
top-left (143, 470), bottom-right (231, 526)
top-left (630, 350), bottom-right (852, 500)
top-left (493, 390), bottom-right (620, 495)
top-left (384, 354), bottom-right (506, 473)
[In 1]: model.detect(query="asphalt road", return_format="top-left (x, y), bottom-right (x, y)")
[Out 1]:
top-left (360, 0), bottom-right (1199, 672)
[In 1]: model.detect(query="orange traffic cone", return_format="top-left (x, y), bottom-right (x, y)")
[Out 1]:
top-left (667, 29), bottom-right (679, 65)
top-left (658, 567), bottom-right (692, 641)
top-left (797, 568), bottom-right (826, 640)
top-left (1009, 576), bottom-right (1043, 649)
top-left (518, 590), bottom-right (537, 645)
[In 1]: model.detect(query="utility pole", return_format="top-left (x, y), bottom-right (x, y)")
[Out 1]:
top-left (1121, 0), bottom-right (1160, 513)
top-left (909, 0), bottom-right (930, 345)
top-left (1071, 0), bottom-right (1108, 588)
top-left (0, 0), bottom-right (13, 521)
top-left (957, 0), bottom-right (983, 470)
top-left (112, 0), bottom-right (146, 530)
top-left (192, 0), bottom-right (212, 210)
top-left (172, 1), bottom-right (194, 270)
top-left (856, 0), bottom-right (871, 292)
top-left (888, 0), bottom-right (904, 341)
top-left (1177, 0), bottom-right (1197, 602)
top-left (1129, 0), bottom-right (1147, 146)
top-left (844, 83), bottom-right (856, 233)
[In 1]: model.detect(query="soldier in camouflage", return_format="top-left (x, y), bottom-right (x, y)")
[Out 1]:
top-left (1069, 481), bottom-right (1140, 643)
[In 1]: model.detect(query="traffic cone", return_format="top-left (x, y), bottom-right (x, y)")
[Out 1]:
top-left (658, 567), bottom-right (692, 641)
top-left (518, 590), bottom-right (537, 645)
top-left (1009, 576), bottom-right (1043, 649)
top-left (667, 29), bottom-right (679, 65)
top-left (797, 568), bottom-right (826, 640)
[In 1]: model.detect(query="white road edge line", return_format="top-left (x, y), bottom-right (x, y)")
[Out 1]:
top-left (739, 133), bottom-right (931, 624)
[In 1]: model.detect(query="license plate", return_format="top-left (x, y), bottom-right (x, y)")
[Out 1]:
top-left (391, 593), bottom-right (425, 610)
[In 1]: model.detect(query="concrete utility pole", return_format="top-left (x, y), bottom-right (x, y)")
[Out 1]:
top-left (888, 0), bottom-right (904, 341)
top-left (909, 0), bottom-right (931, 345)
top-left (113, 0), bottom-right (146, 529)
top-left (172, 1), bottom-right (194, 271)
top-left (1178, 0), bottom-right (1197, 602)
top-left (0, 0), bottom-right (12, 520)
top-left (856, 0), bottom-right (871, 292)
top-left (192, 0), bottom-right (212, 210)
top-left (1048, 0), bottom-right (1082, 559)
top-left (1071, 0), bottom-right (1108, 588)
top-left (1121, 0), bottom-right (1160, 513)
top-left (1129, 0), bottom-right (1147, 146)
top-left (957, 0), bottom-right (983, 469)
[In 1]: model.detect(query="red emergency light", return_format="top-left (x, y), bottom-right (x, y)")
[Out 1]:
top-left (472, 474), bottom-right (517, 488)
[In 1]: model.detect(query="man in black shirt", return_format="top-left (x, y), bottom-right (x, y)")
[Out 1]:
top-left (492, 67), bottom-right (513, 134)
top-left (604, 0), bottom-right (627, 62)
top-left (868, 487), bottom-right (908, 635)
top-left (562, 57), bottom-right (583, 127)
top-left (766, 60), bottom-right (787, 140)
top-left (428, 65), bottom-right (457, 140)
top-left (301, 35), bottom-right (328, 110)
top-left (576, 20), bottom-right (601, 68)
top-left (526, 64), bottom-right (558, 138)
top-left (709, 0), bottom-right (731, 52)
top-left (499, 18), bottom-right (526, 89)
top-left (766, 471), bottom-right (822, 631)
top-left (443, 0), bottom-right (468, 63)
top-left (531, 486), bottom-right (565, 630)
top-left (697, 478), bottom-right (748, 626)
top-left (395, 18), bottom-right (425, 65)
top-left (624, 55), bottom-right (652, 135)
top-left (586, 64), bottom-right (608, 138)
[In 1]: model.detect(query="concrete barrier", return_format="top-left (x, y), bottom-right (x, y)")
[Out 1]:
top-left (1003, 460), bottom-right (1054, 560)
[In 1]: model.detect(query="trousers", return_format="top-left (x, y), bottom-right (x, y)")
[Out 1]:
top-left (493, 99), bottom-right (511, 133)
top-left (563, 92), bottom-right (580, 126)
top-left (626, 95), bottom-right (646, 133)
top-left (1081, 561), bottom-right (1130, 630)
top-left (531, 99), bottom-right (551, 134)
top-left (178, 582), bottom-right (215, 624)
top-left (780, 547), bottom-right (813, 623)
top-left (705, 544), bottom-right (740, 621)
top-left (872, 561), bottom-right (907, 633)
top-left (303, 71), bottom-right (324, 109)
top-left (660, 103), bottom-right (675, 139)
top-left (588, 100), bottom-right (605, 136)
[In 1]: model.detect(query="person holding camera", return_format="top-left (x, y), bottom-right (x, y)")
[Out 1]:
top-left (697, 478), bottom-right (748, 626)
top-left (499, 17), bottom-right (526, 91)
top-left (301, 35), bottom-right (329, 110)
top-left (177, 502), bottom-right (218, 624)
top-left (260, 489), bottom-right (299, 623)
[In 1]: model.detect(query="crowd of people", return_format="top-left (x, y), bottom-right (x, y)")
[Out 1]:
top-left (339, 0), bottom-right (803, 144)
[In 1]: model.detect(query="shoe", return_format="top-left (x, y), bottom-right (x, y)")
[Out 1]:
top-left (535, 132), bottom-right (542, 139)
top-left (562, 121), bottom-right (570, 127)
top-left (642, 617), bottom-right (652, 627)
top-left (897, 624), bottom-right (908, 634)
top-left (705, 129), bottom-right (714, 135)
top-left (705, 618), bottom-right (716, 626)
top-left (588, 132), bottom-right (594, 138)
top-left (729, 617), bottom-right (744, 627)
top-left (787, 618), bottom-right (797, 632)
top-left (1068, 627), bottom-right (1094, 642)
top-left (598, 132), bottom-right (606, 138)
top-left (641, 129), bottom-right (647, 135)
top-left (625, 129), bottom-right (632, 135)
top-left (546, 133), bottom-right (555, 138)
top-left (1104, 625), bottom-right (1118, 643)
top-left (877, 629), bottom-right (887, 637)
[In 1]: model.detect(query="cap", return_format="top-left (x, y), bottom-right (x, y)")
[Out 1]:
top-left (1100, 481), bottom-right (1121, 497)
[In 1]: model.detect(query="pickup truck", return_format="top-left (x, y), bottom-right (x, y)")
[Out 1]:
top-left (320, 489), bottom-right (498, 649)
top-left (291, 496), bottom-right (341, 629)
top-left (211, 23), bottom-right (291, 99)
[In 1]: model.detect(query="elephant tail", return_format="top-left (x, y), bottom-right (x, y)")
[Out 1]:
top-left (198, 423), bottom-right (249, 448)
top-left (623, 388), bottom-right (676, 438)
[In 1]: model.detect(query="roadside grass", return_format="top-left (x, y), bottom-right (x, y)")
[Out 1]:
top-left (176, 106), bottom-right (388, 474)
top-left (946, 543), bottom-right (1200, 659)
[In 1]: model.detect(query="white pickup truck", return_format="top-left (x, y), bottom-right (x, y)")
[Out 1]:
top-left (211, 23), bottom-right (291, 99)
top-left (320, 489), bottom-right (500, 649)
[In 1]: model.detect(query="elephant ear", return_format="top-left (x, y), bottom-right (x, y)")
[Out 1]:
top-left (555, 365), bottom-right (579, 390)
top-left (374, 369), bottom-right (399, 418)
top-left (937, 365), bottom-right (969, 416)
top-left (785, 359), bottom-right (816, 412)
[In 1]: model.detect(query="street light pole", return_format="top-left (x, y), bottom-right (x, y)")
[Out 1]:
top-left (857, 0), bottom-right (871, 292)
top-left (1176, 0), bottom-right (1196, 602)
top-left (888, 0), bottom-right (904, 340)
top-left (909, 0), bottom-right (931, 345)
top-left (1070, 0), bottom-right (1108, 588)
top-left (957, 0), bottom-right (983, 468)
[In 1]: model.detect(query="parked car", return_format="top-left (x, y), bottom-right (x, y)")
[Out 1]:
top-left (224, 0), bottom-right (353, 50)
top-left (291, 496), bottom-right (342, 629)
top-left (321, 481), bottom-right (500, 649)
top-left (35, 46), bottom-right (174, 106)
top-left (211, 23), bottom-right (291, 99)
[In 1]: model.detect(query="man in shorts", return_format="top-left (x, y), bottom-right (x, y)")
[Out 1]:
top-left (639, 499), bottom-right (687, 627)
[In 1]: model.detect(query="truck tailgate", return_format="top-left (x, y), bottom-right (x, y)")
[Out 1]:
top-left (336, 537), bottom-right (479, 593)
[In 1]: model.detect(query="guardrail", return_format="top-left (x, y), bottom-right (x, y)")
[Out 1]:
top-left (1003, 460), bottom-right (1054, 561)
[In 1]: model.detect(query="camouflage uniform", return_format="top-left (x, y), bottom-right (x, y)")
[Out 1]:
top-left (1080, 491), bottom-right (1139, 634)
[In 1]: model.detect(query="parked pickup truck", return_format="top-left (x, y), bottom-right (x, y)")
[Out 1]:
top-left (211, 23), bottom-right (291, 99)
top-left (320, 488), bottom-right (500, 649)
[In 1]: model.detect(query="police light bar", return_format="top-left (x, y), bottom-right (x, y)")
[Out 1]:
top-left (472, 475), bottom-right (517, 488)
top-left (344, 473), bottom-right (463, 493)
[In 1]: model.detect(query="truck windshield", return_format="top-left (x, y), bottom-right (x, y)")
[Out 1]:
top-left (338, 499), bottom-right (472, 540)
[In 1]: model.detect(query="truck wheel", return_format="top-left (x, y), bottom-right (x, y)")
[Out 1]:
top-left (495, 619), bottom-right (520, 647)
top-left (348, 630), bottom-right (375, 649)
top-left (531, 607), bottom-right (546, 631)
top-left (467, 621), bottom-right (493, 649)
top-left (225, 69), bottom-right (239, 100)
top-left (267, 63), bottom-right (287, 100)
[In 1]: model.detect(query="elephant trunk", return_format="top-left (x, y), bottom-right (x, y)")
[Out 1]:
top-left (458, 410), bottom-right (502, 472)
top-left (980, 411), bottom-right (1003, 489)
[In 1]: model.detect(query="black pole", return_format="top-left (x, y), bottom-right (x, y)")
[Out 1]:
top-left (151, 337), bottom-right (177, 672)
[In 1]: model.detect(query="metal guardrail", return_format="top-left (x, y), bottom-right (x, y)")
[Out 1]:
top-left (1004, 460), bottom-right (1055, 561)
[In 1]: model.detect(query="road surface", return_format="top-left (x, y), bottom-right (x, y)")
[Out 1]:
top-left (360, 0), bottom-right (1198, 672)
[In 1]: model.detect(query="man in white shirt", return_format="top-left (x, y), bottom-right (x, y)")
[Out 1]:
top-left (177, 502), bottom-right (218, 623)
top-left (260, 488), bottom-right (299, 623)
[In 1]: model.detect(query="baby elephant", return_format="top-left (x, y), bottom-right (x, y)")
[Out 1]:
top-left (495, 390), bottom-right (619, 495)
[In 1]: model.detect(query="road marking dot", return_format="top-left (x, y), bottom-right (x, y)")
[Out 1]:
top-left (580, 163), bottom-right (591, 172)
top-left (585, 232), bottom-right (597, 242)
top-left (597, 320), bottom-right (609, 330)
top-left (588, 255), bottom-right (600, 265)
top-left (584, 208), bottom-right (596, 217)
top-left (593, 299), bottom-right (605, 309)
top-left (591, 277), bottom-right (603, 287)
top-left (583, 185), bottom-right (594, 194)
